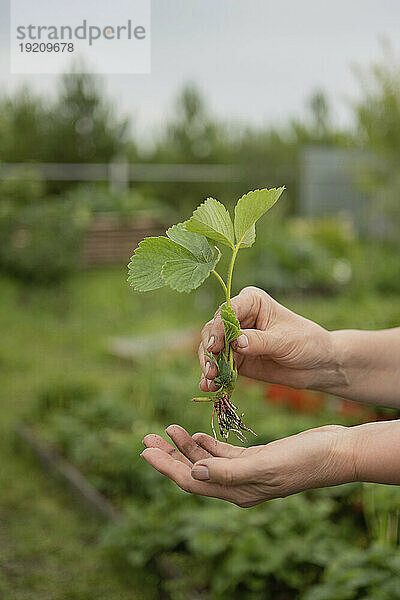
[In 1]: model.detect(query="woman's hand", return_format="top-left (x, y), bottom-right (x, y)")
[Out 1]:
top-left (141, 424), bottom-right (355, 507)
top-left (198, 286), bottom-right (347, 394)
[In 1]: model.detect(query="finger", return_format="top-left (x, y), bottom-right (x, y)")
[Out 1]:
top-left (198, 376), bottom-right (220, 392)
top-left (201, 315), bottom-right (225, 354)
top-left (200, 377), bottom-right (220, 392)
top-left (199, 374), bottom-right (209, 392)
top-left (198, 342), bottom-right (218, 380)
top-left (166, 424), bottom-right (212, 462)
top-left (205, 287), bottom-right (265, 354)
top-left (200, 320), bottom-right (214, 352)
top-left (207, 379), bottom-right (220, 392)
top-left (191, 456), bottom-right (253, 485)
top-left (198, 341), bottom-right (206, 373)
top-left (236, 286), bottom-right (278, 329)
top-left (231, 328), bottom-right (279, 357)
top-left (205, 355), bottom-right (218, 380)
top-left (199, 378), bottom-right (218, 392)
top-left (231, 287), bottom-right (264, 327)
top-left (192, 432), bottom-right (245, 458)
top-left (142, 434), bottom-right (192, 467)
top-left (141, 447), bottom-right (227, 498)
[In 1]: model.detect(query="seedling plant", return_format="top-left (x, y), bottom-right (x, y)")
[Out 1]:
top-left (128, 187), bottom-right (285, 441)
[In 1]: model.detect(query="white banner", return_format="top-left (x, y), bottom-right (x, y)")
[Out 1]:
top-left (10, 0), bottom-right (151, 74)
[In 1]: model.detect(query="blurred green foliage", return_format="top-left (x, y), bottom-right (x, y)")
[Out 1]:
top-left (29, 356), bottom-right (400, 600)
top-left (0, 198), bottom-right (86, 285)
top-left (0, 169), bottom-right (45, 206)
top-left (1, 44), bottom-right (400, 600)
top-left (1, 263), bottom-right (399, 598)
top-left (1, 48), bottom-right (400, 292)
top-left (354, 43), bottom-right (400, 236)
top-left (304, 544), bottom-right (400, 600)
top-left (1, 49), bottom-right (400, 293)
top-left (0, 46), bottom-right (399, 225)
top-left (231, 215), bottom-right (400, 298)
top-left (0, 183), bottom-right (169, 285)
top-left (0, 71), bottom-right (129, 170)
top-left (236, 216), bottom-right (354, 295)
top-left (63, 184), bottom-right (173, 222)
top-left (2, 263), bottom-right (394, 600)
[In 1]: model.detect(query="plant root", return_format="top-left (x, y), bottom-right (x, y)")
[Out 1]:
top-left (211, 395), bottom-right (256, 443)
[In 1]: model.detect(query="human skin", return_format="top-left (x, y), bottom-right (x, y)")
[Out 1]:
top-left (198, 286), bottom-right (400, 405)
top-left (141, 286), bottom-right (400, 506)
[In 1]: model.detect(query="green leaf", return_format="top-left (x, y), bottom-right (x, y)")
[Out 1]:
top-left (220, 304), bottom-right (241, 344)
top-left (166, 222), bottom-right (214, 262)
top-left (185, 198), bottom-right (235, 249)
top-left (161, 247), bottom-right (220, 293)
top-left (234, 187), bottom-right (285, 247)
top-left (127, 236), bottom-right (191, 291)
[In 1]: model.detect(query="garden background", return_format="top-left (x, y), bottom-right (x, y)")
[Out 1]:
top-left (1, 18), bottom-right (400, 600)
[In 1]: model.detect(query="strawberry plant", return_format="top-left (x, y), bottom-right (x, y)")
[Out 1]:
top-left (127, 187), bottom-right (285, 441)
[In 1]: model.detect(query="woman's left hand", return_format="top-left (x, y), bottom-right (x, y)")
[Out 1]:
top-left (141, 424), bottom-right (355, 508)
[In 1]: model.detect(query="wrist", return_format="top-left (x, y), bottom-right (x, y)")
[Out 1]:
top-left (290, 425), bottom-right (358, 493)
top-left (328, 425), bottom-right (358, 485)
top-left (306, 330), bottom-right (349, 394)
top-left (344, 421), bottom-right (400, 485)
top-left (298, 425), bottom-right (358, 492)
top-left (325, 330), bottom-right (400, 406)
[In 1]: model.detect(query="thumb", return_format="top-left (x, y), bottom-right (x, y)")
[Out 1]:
top-left (232, 329), bottom-right (276, 357)
top-left (191, 456), bottom-right (250, 485)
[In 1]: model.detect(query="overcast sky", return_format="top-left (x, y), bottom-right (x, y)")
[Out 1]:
top-left (1, 0), bottom-right (400, 140)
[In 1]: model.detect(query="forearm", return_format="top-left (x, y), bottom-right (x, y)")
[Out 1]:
top-left (312, 421), bottom-right (400, 493)
top-left (344, 420), bottom-right (400, 485)
top-left (327, 328), bottom-right (400, 407)
top-left (246, 420), bottom-right (400, 500)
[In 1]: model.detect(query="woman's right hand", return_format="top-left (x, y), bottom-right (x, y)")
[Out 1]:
top-left (198, 286), bottom-right (347, 393)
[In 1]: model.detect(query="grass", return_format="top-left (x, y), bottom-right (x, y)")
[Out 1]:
top-left (0, 432), bottom-right (142, 600)
top-left (0, 266), bottom-right (399, 598)
top-left (0, 265), bottom-right (223, 599)
top-left (0, 268), bottom-right (210, 600)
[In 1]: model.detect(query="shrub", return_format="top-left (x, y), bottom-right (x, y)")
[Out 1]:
top-left (102, 490), bottom-right (359, 600)
top-left (0, 199), bottom-right (86, 285)
top-left (236, 217), bottom-right (354, 295)
top-left (303, 544), bottom-right (400, 600)
top-left (0, 169), bottom-right (45, 205)
top-left (64, 184), bottom-right (173, 223)
top-left (35, 380), bottom-right (99, 416)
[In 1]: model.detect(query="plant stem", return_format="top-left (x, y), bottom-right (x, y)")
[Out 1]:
top-left (228, 343), bottom-right (234, 368)
top-left (211, 270), bottom-right (227, 295)
top-left (225, 244), bottom-right (241, 366)
top-left (226, 244), bottom-right (240, 309)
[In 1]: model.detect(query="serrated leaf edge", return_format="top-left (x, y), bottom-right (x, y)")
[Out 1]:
top-left (234, 186), bottom-right (285, 248)
top-left (186, 197), bottom-right (235, 249)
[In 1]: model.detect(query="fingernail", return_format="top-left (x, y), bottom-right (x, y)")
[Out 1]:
top-left (236, 334), bottom-right (248, 348)
top-left (191, 465), bottom-right (210, 481)
top-left (205, 361), bottom-right (210, 377)
top-left (207, 336), bottom-right (215, 350)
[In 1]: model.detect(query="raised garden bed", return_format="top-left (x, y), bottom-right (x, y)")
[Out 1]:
top-left (80, 213), bottom-right (166, 267)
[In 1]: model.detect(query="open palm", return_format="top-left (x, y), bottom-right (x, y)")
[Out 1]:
top-left (141, 423), bottom-right (350, 508)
